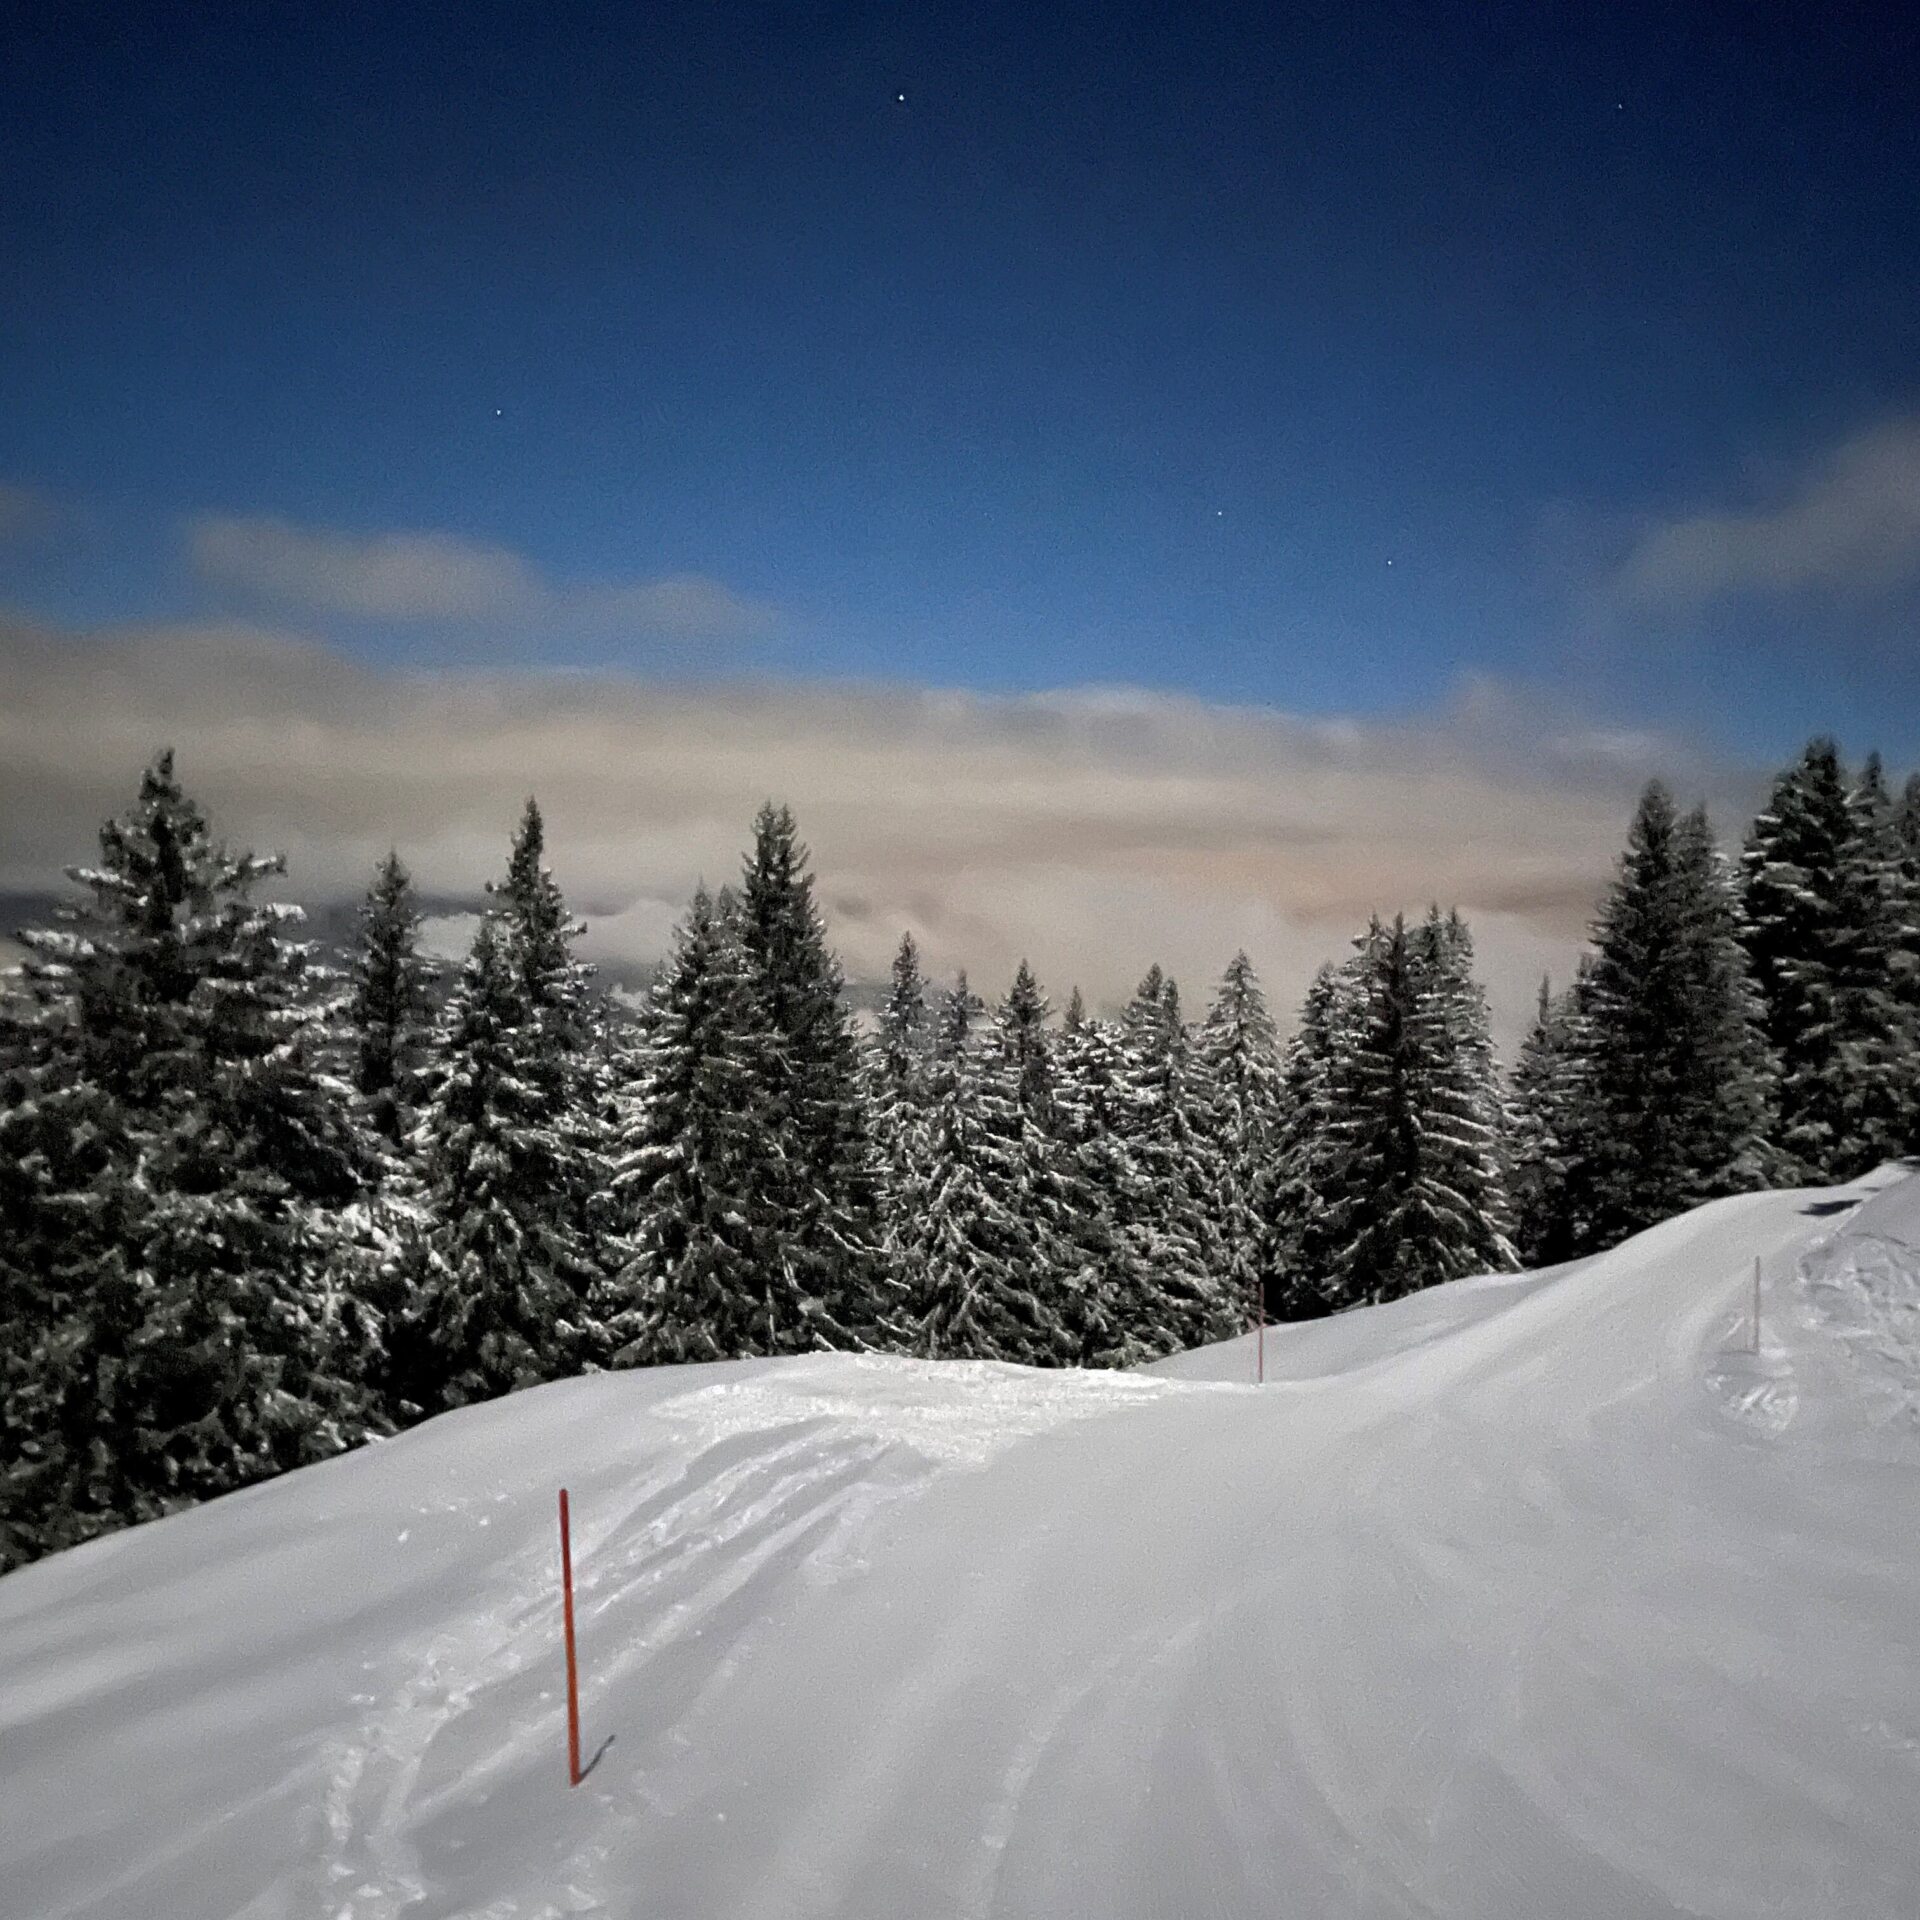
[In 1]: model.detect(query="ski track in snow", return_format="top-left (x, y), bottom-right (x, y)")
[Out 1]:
top-left (4, 1171), bottom-right (1920, 1918)
top-left (310, 1359), bottom-right (1204, 1918)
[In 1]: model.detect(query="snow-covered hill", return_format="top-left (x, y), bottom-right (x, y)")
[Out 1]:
top-left (5, 1171), bottom-right (1919, 1919)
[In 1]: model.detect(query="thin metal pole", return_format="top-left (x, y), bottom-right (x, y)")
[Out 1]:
top-left (559, 1488), bottom-right (582, 1787)
top-left (1751, 1255), bottom-right (1762, 1356)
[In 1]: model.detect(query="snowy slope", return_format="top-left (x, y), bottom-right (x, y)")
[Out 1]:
top-left (4, 1171), bottom-right (1919, 1919)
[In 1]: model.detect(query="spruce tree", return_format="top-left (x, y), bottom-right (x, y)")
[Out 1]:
top-left (1742, 742), bottom-right (1856, 1176)
top-left (1896, 772), bottom-right (1920, 1150)
top-left (1, 961), bottom-right (134, 1569)
top-left (1, 752), bottom-right (374, 1568)
top-left (1738, 740), bottom-right (1915, 1179)
top-left (1110, 967), bottom-right (1236, 1353)
top-left (1317, 913), bottom-right (1518, 1306)
top-left (736, 804), bottom-right (898, 1351)
top-left (869, 932), bottom-right (934, 1282)
top-left (991, 962), bottom-right (1102, 1359)
top-left (897, 972), bottom-right (967, 1345)
top-left (1317, 918), bottom-right (1419, 1305)
top-left (907, 970), bottom-right (1080, 1364)
top-left (1508, 963), bottom-right (1602, 1266)
top-left (1052, 994), bottom-right (1142, 1364)
top-left (1408, 907), bottom-right (1518, 1268)
top-left (1897, 772), bottom-right (1920, 870)
top-left (346, 849), bottom-right (437, 1148)
top-left (1836, 753), bottom-right (1915, 1168)
top-left (1508, 977), bottom-right (1557, 1261)
top-left (494, 801), bottom-right (604, 1155)
top-left (1271, 962), bottom-right (1349, 1317)
top-left (1195, 951), bottom-right (1286, 1329)
top-left (490, 799), bottom-right (611, 1349)
top-left (1570, 784), bottom-right (1771, 1249)
top-left (996, 960), bottom-right (1058, 1121)
top-left (599, 889), bottom-right (774, 1363)
top-left (405, 914), bottom-right (595, 1407)
top-left (493, 799), bottom-right (593, 1035)
top-left (875, 931), bottom-right (932, 1101)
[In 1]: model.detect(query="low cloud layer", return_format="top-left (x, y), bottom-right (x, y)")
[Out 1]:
top-left (1616, 413), bottom-right (1920, 607)
top-left (0, 612), bottom-right (1749, 1051)
top-left (189, 513), bottom-right (781, 639)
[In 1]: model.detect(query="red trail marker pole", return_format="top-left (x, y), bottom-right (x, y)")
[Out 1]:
top-left (559, 1487), bottom-right (582, 1787)
top-left (1256, 1288), bottom-right (1265, 1386)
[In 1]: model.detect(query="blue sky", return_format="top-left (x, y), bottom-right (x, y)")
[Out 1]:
top-left (5, 1), bottom-right (1920, 758)
top-left (7, 4), bottom-right (1920, 1038)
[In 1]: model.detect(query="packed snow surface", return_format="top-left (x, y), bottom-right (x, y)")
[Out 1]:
top-left (5, 1172), bottom-right (1920, 1918)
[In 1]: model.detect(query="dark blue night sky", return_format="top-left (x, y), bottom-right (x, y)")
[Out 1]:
top-left (5, 1), bottom-right (1919, 755)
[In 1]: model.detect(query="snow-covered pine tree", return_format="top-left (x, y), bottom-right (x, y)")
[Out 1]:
top-left (1676, 799), bottom-right (1778, 1183)
top-left (493, 799), bottom-right (593, 1035)
top-left (598, 888), bottom-right (776, 1364)
top-left (1313, 919), bottom-right (1411, 1305)
top-left (988, 961), bottom-right (1099, 1360)
top-left (488, 798), bottom-right (610, 1335)
top-left (1, 943), bottom-right (132, 1571)
top-left (736, 803), bottom-right (899, 1351)
top-left (403, 912), bottom-right (598, 1409)
top-left (933, 969), bottom-right (986, 1064)
top-left (1899, 772), bottom-right (1920, 849)
top-left (875, 931), bottom-right (933, 1100)
top-left (1508, 975), bottom-right (1559, 1262)
top-left (0, 752), bottom-right (376, 1569)
top-left (1409, 906), bottom-right (1518, 1266)
top-left (868, 932), bottom-right (934, 1279)
top-left (893, 969), bottom-right (971, 1332)
top-left (996, 960), bottom-right (1057, 1122)
top-left (1194, 951), bottom-right (1286, 1331)
top-left (346, 849), bottom-right (437, 1148)
top-left (1318, 912), bottom-right (1518, 1305)
top-left (1836, 752), bottom-right (1916, 1169)
top-left (1896, 771), bottom-right (1920, 1151)
top-left (1507, 960), bottom-right (1602, 1266)
top-left (907, 969), bottom-right (1079, 1363)
top-left (575, 984), bottom-right (639, 1289)
top-left (1110, 967), bottom-right (1238, 1354)
top-left (1270, 962), bottom-right (1349, 1318)
top-left (1740, 739), bottom-right (1901, 1179)
top-left (1052, 993), bottom-right (1142, 1365)
top-left (1568, 784), bottom-right (1771, 1251)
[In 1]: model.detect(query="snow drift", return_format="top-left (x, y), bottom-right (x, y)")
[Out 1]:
top-left (4, 1170), bottom-right (1919, 1919)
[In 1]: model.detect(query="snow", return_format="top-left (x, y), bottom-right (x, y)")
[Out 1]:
top-left (1797, 1174), bottom-right (1920, 1433)
top-left (6, 1170), bottom-right (1920, 1917)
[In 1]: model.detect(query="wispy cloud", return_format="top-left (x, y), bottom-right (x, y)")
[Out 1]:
top-left (187, 513), bottom-right (781, 639)
top-left (0, 612), bottom-right (1747, 1049)
top-left (1616, 414), bottom-right (1920, 607)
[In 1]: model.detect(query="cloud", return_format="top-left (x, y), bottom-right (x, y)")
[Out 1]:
top-left (187, 513), bottom-right (781, 639)
top-left (0, 612), bottom-right (1751, 1052)
top-left (417, 912), bottom-right (484, 964)
top-left (1616, 414), bottom-right (1920, 607)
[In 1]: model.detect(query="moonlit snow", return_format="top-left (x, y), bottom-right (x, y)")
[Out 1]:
top-left (4, 1171), bottom-right (1918, 1918)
